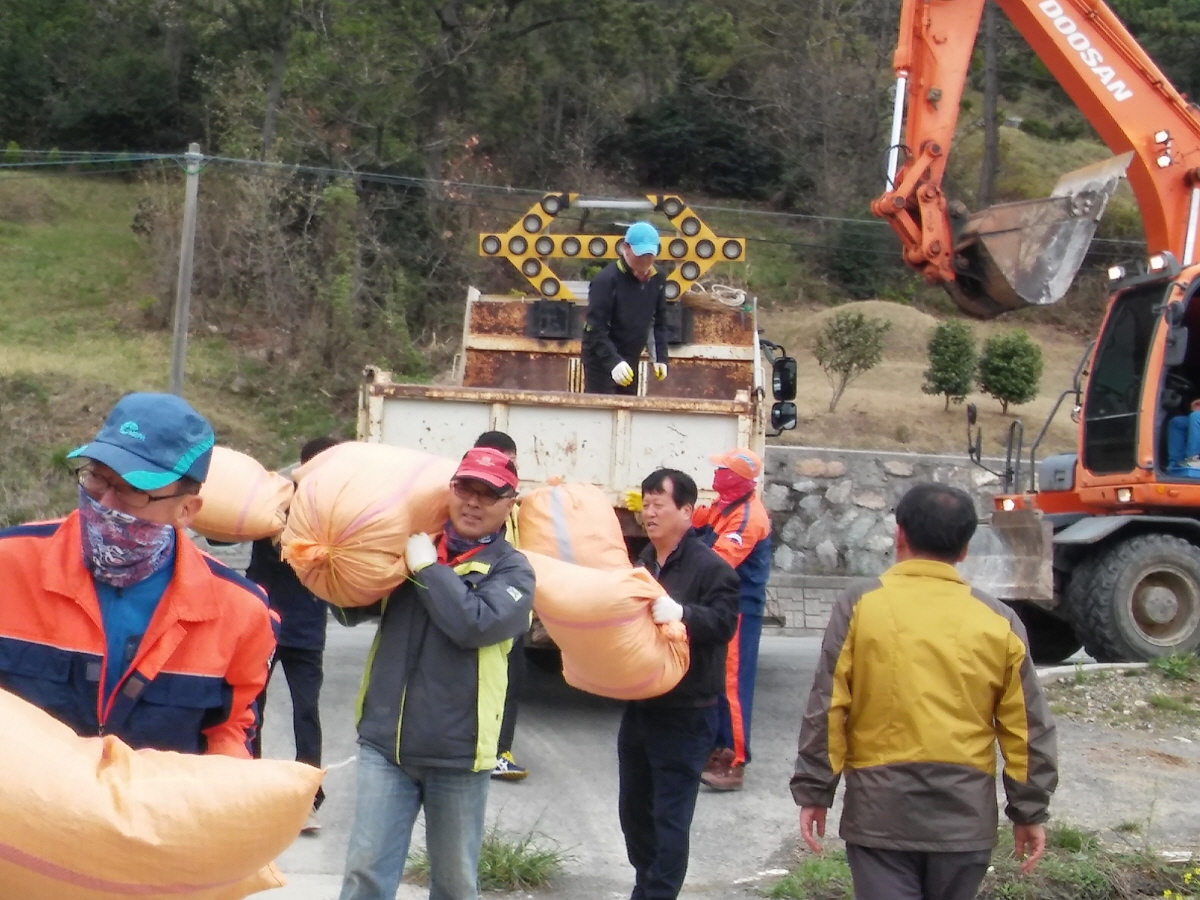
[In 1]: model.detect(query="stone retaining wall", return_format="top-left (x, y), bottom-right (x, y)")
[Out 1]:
top-left (762, 446), bottom-right (1005, 636)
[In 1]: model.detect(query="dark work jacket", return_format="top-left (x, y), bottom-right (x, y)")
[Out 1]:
top-left (635, 530), bottom-right (739, 707)
top-left (246, 539), bottom-right (326, 650)
top-left (582, 258), bottom-right (669, 372)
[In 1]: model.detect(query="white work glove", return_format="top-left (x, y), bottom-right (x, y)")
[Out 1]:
top-left (653, 362), bottom-right (668, 381)
top-left (611, 360), bottom-right (635, 387)
top-left (652, 594), bottom-right (684, 624)
top-left (405, 532), bottom-right (437, 573)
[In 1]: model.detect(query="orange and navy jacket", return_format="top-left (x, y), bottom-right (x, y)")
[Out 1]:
top-left (692, 493), bottom-right (772, 614)
top-left (0, 512), bottom-right (277, 757)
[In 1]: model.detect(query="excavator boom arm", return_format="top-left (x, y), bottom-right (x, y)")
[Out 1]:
top-left (876, 0), bottom-right (1200, 316)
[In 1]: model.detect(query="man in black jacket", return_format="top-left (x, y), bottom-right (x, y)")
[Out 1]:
top-left (619, 468), bottom-right (740, 900)
top-left (582, 221), bottom-right (670, 395)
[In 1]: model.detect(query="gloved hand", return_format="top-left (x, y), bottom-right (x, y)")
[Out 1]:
top-left (405, 532), bottom-right (437, 573)
top-left (653, 362), bottom-right (668, 381)
top-left (652, 594), bottom-right (684, 624)
top-left (623, 488), bottom-right (643, 512)
top-left (611, 360), bottom-right (635, 387)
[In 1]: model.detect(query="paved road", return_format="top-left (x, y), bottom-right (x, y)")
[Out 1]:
top-left (259, 627), bottom-right (818, 899)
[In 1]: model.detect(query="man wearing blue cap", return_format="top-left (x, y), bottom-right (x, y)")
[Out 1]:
top-left (582, 220), bottom-right (670, 394)
top-left (0, 393), bottom-right (278, 758)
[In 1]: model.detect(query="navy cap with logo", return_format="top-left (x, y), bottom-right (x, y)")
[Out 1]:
top-left (67, 393), bottom-right (216, 491)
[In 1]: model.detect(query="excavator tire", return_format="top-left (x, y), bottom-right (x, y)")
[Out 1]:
top-left (1012, 601), bottom-right (1082, 665)
top-left (1065, 534), bottom-right (1200, 662)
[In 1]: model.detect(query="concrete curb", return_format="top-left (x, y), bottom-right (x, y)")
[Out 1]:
top-left (1037, 661), bottom-right (1148, 684)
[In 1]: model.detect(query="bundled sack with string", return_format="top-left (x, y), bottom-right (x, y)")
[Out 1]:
top-left (522, 550), bottom-right (689, 700)
top-left (516, 480), bottom-right (631, 569)
top-left (281, 442), bottom-right (458, 607)
top-left (0, 686), bottom-right (322, 900)
top-left (191, 446), bottom-right (295, 544)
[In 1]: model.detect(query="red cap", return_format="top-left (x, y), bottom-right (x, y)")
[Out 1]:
top-left (709, 448), bottom-right (762, 480)
top-left (454, 447), bottom-right (519, 493)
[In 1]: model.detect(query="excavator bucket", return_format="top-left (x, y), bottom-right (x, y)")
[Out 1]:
top-left (956, 508), bottom-right (1054, 603)
top-left (946, 152), bottom-right (1133, 318)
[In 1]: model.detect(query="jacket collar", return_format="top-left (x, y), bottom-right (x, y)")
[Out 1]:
top-left (45, 510), bottom-right (218, 623)
top-left (883, 557), bottom-right (967, 583)
top-left (638, 527), bottom-right (699, 572)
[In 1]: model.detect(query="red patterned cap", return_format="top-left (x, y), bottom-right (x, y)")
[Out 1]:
top-left (454, 447), bottom-right (519, 493)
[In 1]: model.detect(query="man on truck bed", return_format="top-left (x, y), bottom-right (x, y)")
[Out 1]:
top-left (582, 220), bottom-right (670, 394)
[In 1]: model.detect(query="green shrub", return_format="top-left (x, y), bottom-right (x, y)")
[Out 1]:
top-left (4, 141), bottom-right (20, 164)
top-left (923, 320), bottom-right (977, 410)
top-left (814, 311), bottom-right (891, 413)
top-left (978, 330), bottom-right (1043, 413)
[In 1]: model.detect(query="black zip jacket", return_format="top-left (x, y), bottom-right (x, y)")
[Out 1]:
top-left (582, 258), bottom-right (669, 372)
top-left (635, 529), bottom-right (739, 707)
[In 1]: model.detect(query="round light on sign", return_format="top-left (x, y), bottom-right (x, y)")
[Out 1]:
top-left (680, 261), bottom-right (700, 281)
top-left (664, 280), bottom-right (681, 300)
top-left (722, 240), bottom-right (742, 259)
top-left (481, 235), bottom-right (502, 255)
top-left (508, 236), bottom-right (528, 255)
top-left (681, 216), bottom-right (701, 236)
top-left (523, 214), bottom-right (543, 233)
top-left (662, 197), bottom-right (684, 218)
top-left (562, 236), bottom-right (581, 256)
top-left (696, 239), bottom-right (714, 259)
top-left (535, 236), bottom-right (554, 256)
top-left (668, 239), bottom-right (688, 259)
top-left (522, 258), bottom-right (541, 277)
top-left (540, 195), bottom-right (562, 215)
top-left (588, 237), bottom-right (608, 257)
top-left (540, 278), bottom-right (560, 297)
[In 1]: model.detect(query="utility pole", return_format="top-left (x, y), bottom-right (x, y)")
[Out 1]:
top-left (978, 0), bottom-right (999, 207)
top-left (169, 143), bottom-right (202, 396)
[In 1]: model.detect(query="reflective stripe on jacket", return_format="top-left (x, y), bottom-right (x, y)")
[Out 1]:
top-left (693, 494), bottom-right (772, 615)
top-left (0, 512), bottom-right (277, 757)
top-left (355, 536), bottom-right (534, 772)
top-left (790, 559), bottom-right (1058, 852)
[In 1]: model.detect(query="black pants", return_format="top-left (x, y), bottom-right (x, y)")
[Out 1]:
top-left (583, 357), bottom-right (640, 395)
top-left (846, 844), bottom-right (992, 900)
top-left (497, 633), bottom-right (524, 755)
top-left (251, 645), bottom-right (326, 809)
top-left (618, 702), bottom-right (718, 900)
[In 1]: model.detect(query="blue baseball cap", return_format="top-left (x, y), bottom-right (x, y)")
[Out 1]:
top-left (67, 393), bottom-right (216, 491)
top-left (624, 221), bottom-right (660, 257)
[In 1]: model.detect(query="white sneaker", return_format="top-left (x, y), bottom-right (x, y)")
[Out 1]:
top-left (301, 811), bottom-right (321, 834)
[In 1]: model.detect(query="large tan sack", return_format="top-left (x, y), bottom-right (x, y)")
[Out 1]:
top-left (281, 442), bottom-right (458, 607)
top-left (192, 446), bottom-right (294, 544)
top-left (516, 482), bottom-right (631, 569)
top-left (0, 686), bottom-right (322, 900)
top-left (523, 550), bottom-right (689, 700)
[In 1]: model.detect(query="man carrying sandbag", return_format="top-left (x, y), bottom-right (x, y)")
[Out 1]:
top-left (0, 393), bottom-right (277, 757)
top-left (619, 468), bottom-right (739, 900)
top-left (340, 446), bottom-right (535, 900)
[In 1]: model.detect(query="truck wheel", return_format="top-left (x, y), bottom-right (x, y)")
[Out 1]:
top-left (1066, 534), bottom-right (1200, 662)
top-left (1012, 602), bottom-right (1082, 665)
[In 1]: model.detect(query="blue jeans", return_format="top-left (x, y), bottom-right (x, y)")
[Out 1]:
top-left (1169, 412), bottom-right (1200, 465)
top-left (618, 702), bottom-right (718, 900)
top-left (339, 742), bottom-right (490, 900)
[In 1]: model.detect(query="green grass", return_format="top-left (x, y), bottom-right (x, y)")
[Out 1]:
top-left (1150, 654), bottom-right (1199, 682)
top-left (0, 172), bottom-right (348, 523)
top-left (1148, 694), bottom-right (1197, 716)
top-left (766, 851), bottom-right (853, 900)
top-left (404, 825), bottom-right (566, 891)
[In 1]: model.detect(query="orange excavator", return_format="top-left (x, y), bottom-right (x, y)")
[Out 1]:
top-left (875, 0), bottom-right (1200, 662)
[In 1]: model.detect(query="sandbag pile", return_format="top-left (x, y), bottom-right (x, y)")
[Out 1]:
top-left (191, 446), bottom-right (294, 544)
top-left (0, 686), bottom-right (322, 900)
top-left (281, 442), bottom-right (458, 607)
top-left (523, 550), bottom-right (689, 700)
top-left (516, 481), bottom-right (631, 569)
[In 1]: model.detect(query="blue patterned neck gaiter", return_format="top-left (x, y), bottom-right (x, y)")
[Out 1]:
top-left (78, 488), bottom-right (176, 588)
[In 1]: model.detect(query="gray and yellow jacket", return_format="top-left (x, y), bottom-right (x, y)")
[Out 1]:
top-left (355, 536), bottom-right (534, 772)
top-left (790, 559), bottom-right (1058, 852)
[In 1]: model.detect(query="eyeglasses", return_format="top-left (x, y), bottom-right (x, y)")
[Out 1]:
top-left (451, 479), bottom-right (513, 507)
top-left (75, 465), bottom-right (191, 509)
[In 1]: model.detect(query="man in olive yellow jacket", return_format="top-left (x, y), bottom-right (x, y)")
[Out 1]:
top-left (791, 482), bottom-right (1058, 900)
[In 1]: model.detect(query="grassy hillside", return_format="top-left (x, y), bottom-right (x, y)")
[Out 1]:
top-left (0, 174), bottom-right (345, 526)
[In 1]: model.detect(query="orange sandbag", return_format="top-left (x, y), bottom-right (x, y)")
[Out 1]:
top-left (281, 442), bottom-right (458, 607)
top-left (516, 482), bottom-right (631, 569)
top-left (191, 446), bottom-right (294, 543)
top-left (522, 550), bottom-right (689, 700)
top-left (0, 686), bottom-right (322, 900)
